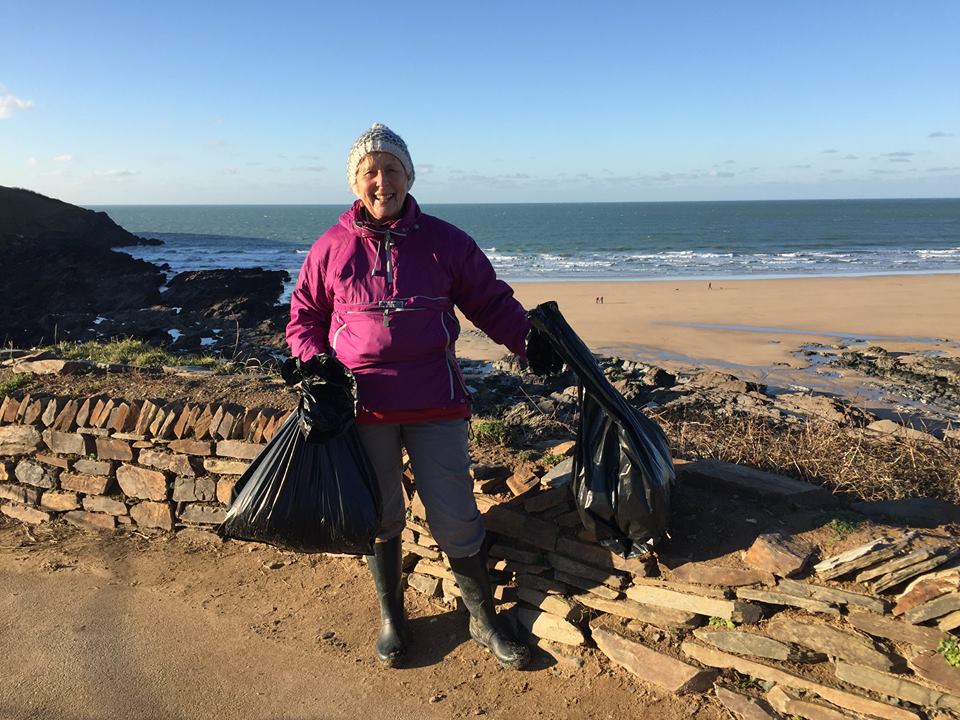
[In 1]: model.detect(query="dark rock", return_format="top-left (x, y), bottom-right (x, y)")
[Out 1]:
top-left (161, 268), bottom-right (289, 326)
top-left (0, 186), bottom-right (164, 345)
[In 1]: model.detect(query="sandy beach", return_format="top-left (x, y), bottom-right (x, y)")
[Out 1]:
top-left (457, 273), bottom-right (960, 386)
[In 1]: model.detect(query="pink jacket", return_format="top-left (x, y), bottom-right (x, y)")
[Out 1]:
top-left (287, 196), bottom-right (529, 415)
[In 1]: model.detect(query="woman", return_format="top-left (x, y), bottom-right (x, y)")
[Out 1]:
top-left (286, 123), bottom-right (558, 670)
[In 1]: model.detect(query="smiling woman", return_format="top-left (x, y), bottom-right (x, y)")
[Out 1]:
top-left (282, 122), bottom-right (562, 672)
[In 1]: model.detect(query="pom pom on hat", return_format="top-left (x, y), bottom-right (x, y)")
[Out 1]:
top-left (347, 123), bottom-right (415, 190)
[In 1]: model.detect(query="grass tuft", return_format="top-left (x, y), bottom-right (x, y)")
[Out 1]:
top-left (939, 637), bottom-right (960, 668)
top-left (0, 372), bottom-right (35, 396)
top-left (470, 418), bottom-right (512, 446)
top-left (50, 339), bottom-right (238, 373)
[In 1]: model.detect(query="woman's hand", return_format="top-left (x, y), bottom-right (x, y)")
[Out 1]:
top-left (525, 327), bottom-right (564, 376)
top-left (283, 355), bottom-right (357, 441)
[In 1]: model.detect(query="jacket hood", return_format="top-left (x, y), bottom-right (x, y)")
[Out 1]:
top-left (339, 195), bottom-right (422, 238)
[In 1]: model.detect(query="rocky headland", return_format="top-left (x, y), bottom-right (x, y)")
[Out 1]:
top-left (0, 186), bottom-right (289, 357)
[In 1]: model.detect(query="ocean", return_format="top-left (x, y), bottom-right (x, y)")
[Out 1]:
top-left (91, 199), bottom-right (960, 292)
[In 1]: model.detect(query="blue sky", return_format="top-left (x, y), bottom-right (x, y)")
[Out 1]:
top-left (1, 1), bottom-right (958, 204)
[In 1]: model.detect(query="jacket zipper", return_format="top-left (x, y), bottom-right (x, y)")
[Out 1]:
top-left (439, 313), bottom-right (455, 400)
top-left (384, 230), bottom-right (394, 287)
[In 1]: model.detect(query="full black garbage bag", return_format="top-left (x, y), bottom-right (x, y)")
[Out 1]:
top-left (527, 301), bottom-right (673, 556)
top-left (219, 357), bottom-right (381, 555)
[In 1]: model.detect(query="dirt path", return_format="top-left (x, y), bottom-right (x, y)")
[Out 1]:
top-left (0, 520), bottom-right (716, 720)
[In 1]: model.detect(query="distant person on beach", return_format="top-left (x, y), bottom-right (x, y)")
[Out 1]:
top-left (286, 123), bottom-right (561, 670)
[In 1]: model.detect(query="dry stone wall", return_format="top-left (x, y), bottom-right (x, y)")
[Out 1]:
top-left (0, 391), bottom-right (290, 531)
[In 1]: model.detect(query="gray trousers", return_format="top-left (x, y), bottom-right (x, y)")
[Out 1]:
top-left (357, 419), bottom-right (485, 558)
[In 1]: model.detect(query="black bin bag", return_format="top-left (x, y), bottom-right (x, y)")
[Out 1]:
top-left (219, 357), bottom-right (381, 555)
top-left (527, 301), bottom-right (673, 557)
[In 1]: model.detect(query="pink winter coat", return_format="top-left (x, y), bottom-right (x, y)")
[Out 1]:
top-left (286, 196), bottom-right (529, 415)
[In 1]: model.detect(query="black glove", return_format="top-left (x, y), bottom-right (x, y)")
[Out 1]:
top-left (282, 355), bottom-right (356, 442)
top-left (525, 327), bottom-right (564, 376)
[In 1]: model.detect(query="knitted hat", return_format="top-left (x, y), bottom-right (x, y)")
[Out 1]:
top-left (347, 123), bottom-right (415, 190)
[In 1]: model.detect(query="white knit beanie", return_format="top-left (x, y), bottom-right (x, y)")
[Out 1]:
top-left (347, 123), bottom-right (415, 191)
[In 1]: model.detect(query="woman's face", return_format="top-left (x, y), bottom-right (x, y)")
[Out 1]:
top-left (354, 152), bottom-right (408, 222)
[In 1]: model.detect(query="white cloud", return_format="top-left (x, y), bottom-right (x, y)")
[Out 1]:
top-left (27, 156), bottom-right (38, 166)
top-left (0, 93), bottom-right (34, 119)
top-left (96, 169), bottom-right (140, 178)
top-left (54, 154), bottom-right (73, 162)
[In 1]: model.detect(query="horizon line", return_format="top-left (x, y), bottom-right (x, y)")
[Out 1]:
top-left (85, 195), bottom-right (960, 207)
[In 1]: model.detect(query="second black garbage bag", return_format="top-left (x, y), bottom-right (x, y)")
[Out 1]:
top-left (527, 301), bottom-right (674, 556)
top-left (220, 355), bottom-right (381, 555)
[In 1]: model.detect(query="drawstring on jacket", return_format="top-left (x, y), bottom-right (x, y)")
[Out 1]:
top-left (359, 224), bottom-right (406, 285)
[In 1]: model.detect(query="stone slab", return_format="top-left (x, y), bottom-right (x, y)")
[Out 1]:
top-left (777, 578), bottom-right (886, 613)
top-left (714, 686), bottom-right (778, 720)
top-left (858, 546), bottom-right (946, 583)
top-left (516, 587), bottom-right (584, 623)
top-left (63, 510), bottom-right (116, 531)
top-left (818, 544), bottom-right (907, 581)
top-left (904, 591), bottom-right (960, 624)
top-left (764, 618), bottom-right (896, 672)
top-left (216, 477), bottom-right (239, 505)
top-left (82, 495), bottom-right (128, 516)
top-left (523, 486), bottom-right (571, 514)
top-left (555, 537), bottom-right (650, 575)
top-left (670, 562), bottom-right (773, 587)
top-left (95, 436), bottom-right (134, 462)
top-left (574, 593), bottom-right (701, 629)
top-left (202, 458), bottom-right (250, 476)
top-left (735, 587), bottom-right (840, 616)
top-left (130, 501), bottom-right (174, 530)
top-left (215, 440), bottom-right (264, 460)
top-left (814, 536), bottom-right (891, 575)
top-left (60, 472), bottom-right (112, 495)
top-left (939, 609), bottom-right (960, 631)
top-left (168, 439), bottom-right (213, 456)
top-left (0, 483), bottom-right (41, 505)
top-left (627, 584), bottom-right (762, 623)
top-left (894, 569), bottom-right (960, 616)
top-left (15, 459), bottom-right (58, 489)
top-left (138, 449), bottom-right (196, 477)
top-left (481, 504), bottom-right (558, 552)
top-left (553, 570), bottom-right (622, 600)
top-left (592, 626), bottom-right (716, 693)
top-left (39, 491), bottom-right (80, 512)
top-left (765, 685), bottom-right (859, 720)
top-left (1, 502), bottom-right (50, 524)
top-left (540, 457), bottom-right (573, 488)
top-left (179, 504), bottom-right (228, 525)
top-left (908, 652), bottom-right (960, 696)
top-left (35, 453), bottom-right (69, 470)
top-left (845, 610), bottom-right (947, 653)
top-left (547, 552), bottom-right (626, 588)
top-left (677, 458), bottom-right (835, 507)
top-left (41, 429), bottom-right (89, 456)
top-left (834, 659), bottom-right (960, 713)
top-left (406, 572), bottom-right (440, 597)
top-left (693, 628), bottom-right (815, 662)
top-left (873, 548), bottom-right (960, 593)
top-left (116, 464), bottom-right (168, 501)
top-left (742, 532), bottom-right (812, 578)
top-left (517, 605), bottom-right (587, 646)
top-left (682, 641), bottom-right (920, 720)
top-left (0, 425), bottom-right (43, 455)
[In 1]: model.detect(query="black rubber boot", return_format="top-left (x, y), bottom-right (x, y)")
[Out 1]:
top-left (449, 550), bottom-right (530, 670)
top-left (366, 536), bottom-right (407, 666)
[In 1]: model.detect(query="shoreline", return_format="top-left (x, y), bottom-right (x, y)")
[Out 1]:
top-left (457, 273), bottom-right (960, 416)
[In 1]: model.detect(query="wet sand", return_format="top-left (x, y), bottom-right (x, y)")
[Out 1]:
top-left (456, 273), bottom-right (960, 387)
